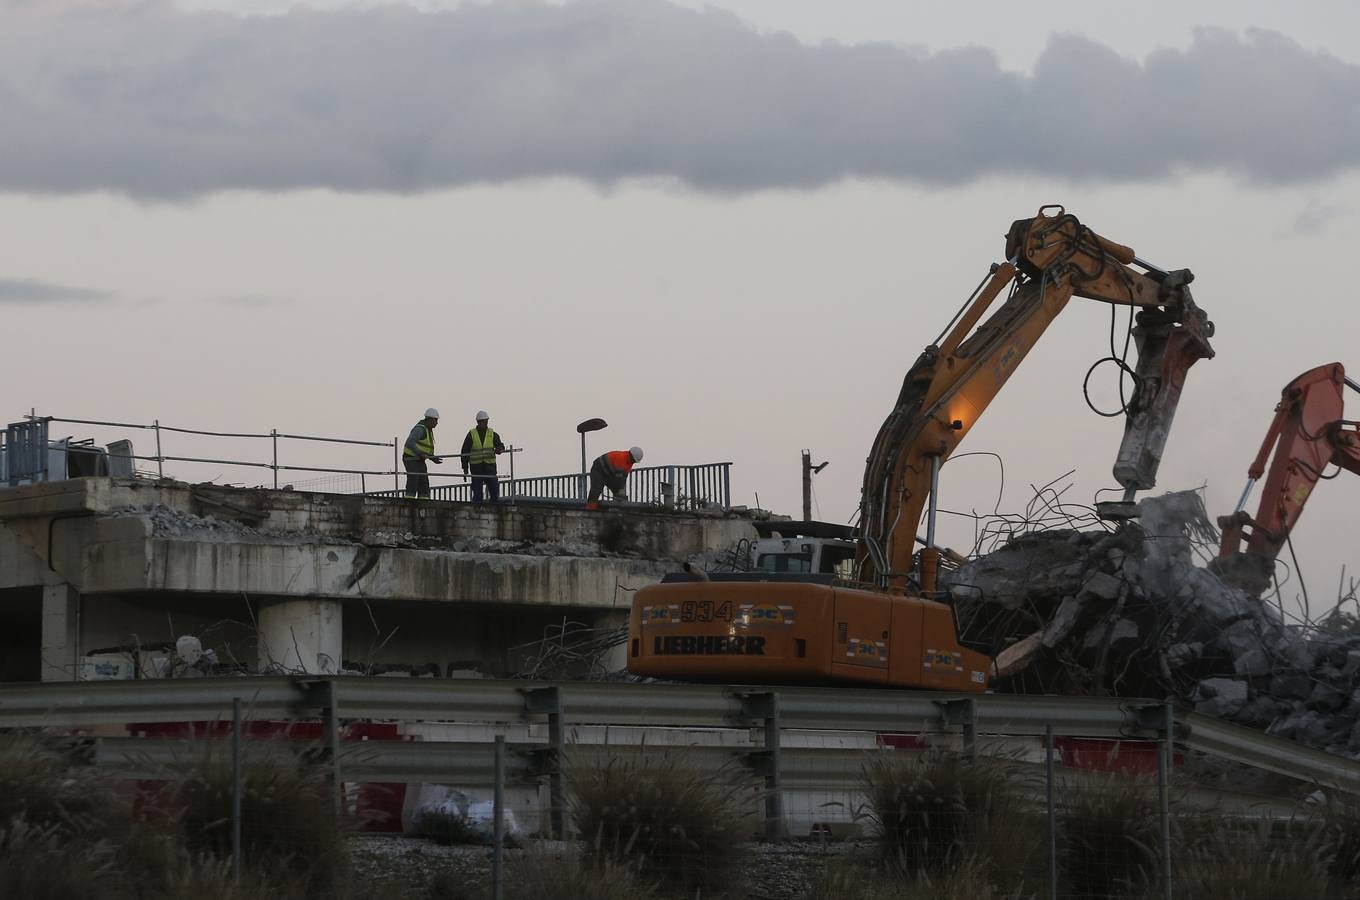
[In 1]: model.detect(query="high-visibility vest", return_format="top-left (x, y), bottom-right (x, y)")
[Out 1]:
top-left (404, 423), bottom-right (435, 459)
top-left (600, 450), bottom-right (635, 476)
top-left (467, 427), bottom-right (497, 466)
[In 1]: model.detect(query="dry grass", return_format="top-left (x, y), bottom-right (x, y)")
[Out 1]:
top-left (860, 749), bottom-right (1036, 892)
top-left (802, 853), bottom-right (1033, 900)
top-left (1056, 774), bottom-right (1160, 899)
top-left (569, 749), bottom-right (754, 898)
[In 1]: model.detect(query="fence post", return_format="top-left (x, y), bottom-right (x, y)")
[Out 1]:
top-left (327, 680), bottom-right (343, 819)
top-left (935, 697), bottom-right (977, 758)
top-left (1046, 724), bottom-right (1057, 900)
top-left (740, 691), bottom-right (785, 840)
top-left (1159, 702), bottom-right (1174, 899)
top-left (271, 429), bottom-right (279, 489)
top-left (232, 697), bottom-right (242, 883)
top-left (492, 734), bottom-right (506, 900)
top-left (722, 463), bottom-right (731, 509)
top-left (523, 687), bottom-right (566, 840)
top-left (153, 419), bottom-right (164, 479)
top-left (393, 437), bottom-right (400, 492)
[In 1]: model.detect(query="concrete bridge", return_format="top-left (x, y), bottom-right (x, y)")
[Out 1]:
top-left (0, 478), bottom-right (757, 682)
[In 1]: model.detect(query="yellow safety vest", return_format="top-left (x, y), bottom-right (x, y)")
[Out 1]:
top-left (404, 424), bottom-right (435, 459)
top-left (467, 427), bottom-right (497, 466)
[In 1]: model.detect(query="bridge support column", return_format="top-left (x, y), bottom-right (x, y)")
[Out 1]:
top-left (41, 583), bottom-right (80, 682)
top-left (257, 598), bottom-right (343, 674)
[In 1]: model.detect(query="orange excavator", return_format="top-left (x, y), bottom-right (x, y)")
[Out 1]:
top-left (628, 206), bottom-right (1216, 690)
top-left (1213, 363), bottom-right (1360, 596)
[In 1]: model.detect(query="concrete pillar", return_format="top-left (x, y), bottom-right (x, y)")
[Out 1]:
top-left (257, 599), bottom-right (343, 674)
top-left (596, 609), bottom-right (630, 673)
top-left (41, 583), bottom-right (80, 682)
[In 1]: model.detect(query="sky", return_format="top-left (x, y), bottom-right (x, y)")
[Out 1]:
top-left (5, 0), bottom-right (1360, 620)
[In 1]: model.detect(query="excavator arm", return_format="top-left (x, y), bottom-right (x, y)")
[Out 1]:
top-left (1214, 363), bottom-right (1360, 595)
top-left (859, 206), bottom-right (1215, 591)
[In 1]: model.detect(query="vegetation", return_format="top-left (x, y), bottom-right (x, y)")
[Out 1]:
top-left (1056, 773), bottom-right (1162, 899)
top-left (860, 749), bottom-right (1036, 893)
top-left (569, 749), bottom-right (755, 898)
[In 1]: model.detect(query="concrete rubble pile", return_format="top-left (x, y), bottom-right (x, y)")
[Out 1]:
top-left (943, 491), bottom-right (1360, 757)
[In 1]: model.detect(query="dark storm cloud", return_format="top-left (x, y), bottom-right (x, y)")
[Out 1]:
top-left (1, 1), bottom-right (1357, 198)
top-left (0, 277), bottom-right (113, 304)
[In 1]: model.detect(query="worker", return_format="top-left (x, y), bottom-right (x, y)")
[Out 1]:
top-left (588, 446), bottom-right (644, 504)
top-left (402, 408), bottom-right (442, 499)
top-left (460, 410), bottom-right (506, 503)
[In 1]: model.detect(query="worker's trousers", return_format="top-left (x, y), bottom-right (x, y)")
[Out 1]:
top-left (587, 458), bottom-right (628, 502)
top-left (470, 464), bottom-right (499, 503)
top-left (402, 457), bottom-right (430, 499)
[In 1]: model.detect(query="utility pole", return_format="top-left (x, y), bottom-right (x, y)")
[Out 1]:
top-left (801, 450), bottom-right (828, 521)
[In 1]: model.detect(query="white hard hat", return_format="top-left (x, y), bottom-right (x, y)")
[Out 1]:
top-left (476, 410), bottom-right (489, 421)
top-left (425, 408), bottom-right (440, 419)
top-left (629, 446), bottom-right (644, 463)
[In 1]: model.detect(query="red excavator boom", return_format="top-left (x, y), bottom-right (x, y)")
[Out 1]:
top-left (1214, 362), bottom-right (1360, 594)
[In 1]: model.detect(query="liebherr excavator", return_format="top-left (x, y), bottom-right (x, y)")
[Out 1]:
top-left (628, 206), bottom-right (1216, 690)
top-left (1213, 362), bottom-right (1360, 596)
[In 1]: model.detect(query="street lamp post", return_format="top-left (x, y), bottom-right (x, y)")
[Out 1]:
top-left (576, 418), bottom-right (608, 500)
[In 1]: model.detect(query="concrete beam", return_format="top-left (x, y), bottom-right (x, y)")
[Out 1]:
top-left (0, 478), bottom-right (757, 561)
top-left (129, 539), bottom-right (666, 606)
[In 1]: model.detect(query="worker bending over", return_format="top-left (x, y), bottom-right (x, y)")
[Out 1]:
top-left (588, 447), bottom-right (644, 503)
top-left (402, 408), bottom-right (442, 499)
top-left (460, 410), bottom-right (506, 503)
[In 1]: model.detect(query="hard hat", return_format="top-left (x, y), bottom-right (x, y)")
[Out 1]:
top-left (476, 410), bottom-right (489, 421)
top-left (425, 408), bottom-right (440, 419)
top-left (629, 446), bottom-right (644, 463)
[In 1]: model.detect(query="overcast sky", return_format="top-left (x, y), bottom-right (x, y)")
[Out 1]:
top-left (5, 0), bottom-right (1360, 620)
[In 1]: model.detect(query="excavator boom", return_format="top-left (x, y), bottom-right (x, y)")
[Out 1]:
top-left (1215, 362), bottom-right (1360, 594)
top-left (628, 206), bottom-right (1215, 692)
top-left (859, 206), bottom-right (1214, 590)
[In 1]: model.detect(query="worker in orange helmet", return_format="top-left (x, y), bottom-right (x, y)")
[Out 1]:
top-left (588, 446), bottom-right (643, 503)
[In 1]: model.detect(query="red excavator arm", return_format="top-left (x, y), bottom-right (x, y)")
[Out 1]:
top-left (1214, 362), bottom-right (1360, 594)
top-left (858, 206), bottom-right (1215, 592)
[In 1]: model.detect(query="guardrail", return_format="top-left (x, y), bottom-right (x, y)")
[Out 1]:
top-left (369, 462), bottom-right (732, 508)
top-left (2, 676), bottom-right (1356, 795)
top-left (6, 415), bottom-right (734, 509)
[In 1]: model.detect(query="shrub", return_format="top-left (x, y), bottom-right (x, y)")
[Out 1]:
top-left (803, 853), bottom-right (1028, 900)
top-left (1057, 774), bottom-right (1160, 899)
top-left (569, 749), bottom-right (754, 898)
top-left (507, 849), bottom-right (657, 900)
top-left (163, 739), bottom-right (349, 898)
top-left (0, 734), bottom-right (125, 836)
top-left (1171, 823), bottom-right (1329, 900)
top-left (860, 749), bottom-right (1033, 889)
top-left (0, 817), bottom-right (120, 900)
top-left (1321, 793), bottom-right (1360, 886)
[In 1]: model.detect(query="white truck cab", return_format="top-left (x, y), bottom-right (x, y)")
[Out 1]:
top-left (751, 521), bottom-right (858, 580)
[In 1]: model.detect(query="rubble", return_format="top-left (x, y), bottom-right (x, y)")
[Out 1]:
top-left (945, 490), bottom-right (1360, 759)
top-left (110, 504), bottom-right (344, 545)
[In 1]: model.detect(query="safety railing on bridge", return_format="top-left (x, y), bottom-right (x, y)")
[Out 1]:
top-left (368, 462), bottom-right (732, 509)
top-left (2, 413), bottom-right (519, 492)
top-left (4, 413), bottom-right (733, 509)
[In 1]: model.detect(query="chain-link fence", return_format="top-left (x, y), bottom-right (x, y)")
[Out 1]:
top-left (3, 715), bottom-right (1351, 899)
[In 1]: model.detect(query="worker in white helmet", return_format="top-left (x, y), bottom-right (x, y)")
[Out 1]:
top-left (587, 446), bottom-right (644, 505)
top-left (460, 410), bottom-right (506, 503)
top-left (401, 407), bottom-right (442, 499)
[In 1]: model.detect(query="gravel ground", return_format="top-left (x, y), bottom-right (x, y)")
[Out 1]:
top-left (347, 834), bottom-right (862, 898)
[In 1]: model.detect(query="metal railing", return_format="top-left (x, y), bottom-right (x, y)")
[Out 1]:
top-left (4, 413), bottom-right (518, 493)
top-left (1, 676), bottom-right (1355, 794)
top-left (368, 462), bottom-right (733, 508)
top-left (5, 414), bottom-right (733, 509)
